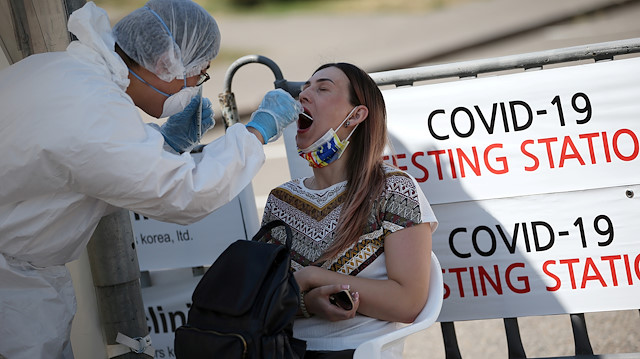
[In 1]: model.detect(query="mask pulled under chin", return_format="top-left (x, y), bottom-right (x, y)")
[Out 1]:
top-left (160, 86), bottom-right (200, 118)
top-left (297, 107), bottom-right (358, 168)
top-left (298, 131), bottom-right (350, 168)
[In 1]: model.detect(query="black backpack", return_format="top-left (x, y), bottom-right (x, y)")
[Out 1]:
top-left (174, 220), bottom-right (306, 358)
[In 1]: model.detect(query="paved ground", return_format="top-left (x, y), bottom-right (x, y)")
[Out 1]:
top-left (139, 0), bottom-right (640, 357)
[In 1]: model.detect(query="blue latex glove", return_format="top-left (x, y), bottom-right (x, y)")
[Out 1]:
top-left (160, 95), bottom-right (215, 153)
top-left (246, 89), bottom-right (302, 144)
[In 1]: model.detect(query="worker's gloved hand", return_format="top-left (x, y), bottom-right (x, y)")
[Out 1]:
top-left (160, 96), bottom-right (215, 153)
top-left (246, 89), bottom-right (302, 144)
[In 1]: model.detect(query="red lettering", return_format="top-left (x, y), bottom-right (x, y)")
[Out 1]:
top-left (442, 268), bottom-right (450, 299)
top-left (602, 131), bottom-right (612, 162)
top-left (601, 255), bottom-right (621, 286)
top-left (411, 152), bottom-right (429, 182)
top-left (469, 266), bottom-right (478, 296)
top-left (580, 257), bottom-right (607, 288)
top-left (395, 153), bottom-right (408, 171)
top-left (559, 258), bottom-right (580, 289)
top-left (559, 135), bottom-right (586, 167)
top-left (485, 143), bottom-right (508, 174)
top-left (635, 253), bottom-right (640, 280)
top-left (506, 262), bottom-right (530, 294)
top-left (449, 267), bottom-right (468, 298)
top-left (443, 263), bottom-right (532, 299)
top-left (542, 255), bottom-right (640, 291)
top-left (383, 154), bottom-right (407, 170)
top-left (457, 147), bottom-right (481, 178)
top-left (447, 149), bottom-right (457, 179)
top-left (537, 137), bottom-right (559, 168)
top-left (521, 139), bottom-right (539, 171)
top-left (624, 254), bottom-right (633, 285)
top-left (427, 150), bottom-right (446, 180)
top-left (543, 260), bottom-right (561, 291)
top-left (384, 128), bottom-right (637, 183)
top-left (612, 129), bottom-right (639, 161)
top-left (578, 132), bottom-right (600, 164)
top-left (478, 265), bottom-right (502, 295)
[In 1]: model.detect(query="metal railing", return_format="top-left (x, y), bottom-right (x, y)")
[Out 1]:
top-left (218, 38), bottom-right (640, 130)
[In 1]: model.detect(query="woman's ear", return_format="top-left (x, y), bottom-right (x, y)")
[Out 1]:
top-left (348, 105), bottom-right (368, 126)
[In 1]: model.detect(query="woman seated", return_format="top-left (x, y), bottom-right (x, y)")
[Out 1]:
top-left (261, 62), bottom-right (438, 359)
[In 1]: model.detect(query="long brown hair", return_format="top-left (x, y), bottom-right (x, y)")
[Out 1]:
top-left (316, 63), bottom-right (388, 262)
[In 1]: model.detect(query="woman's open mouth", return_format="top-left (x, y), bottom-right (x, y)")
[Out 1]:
top-left (298, 110), bottom-right (313, 131)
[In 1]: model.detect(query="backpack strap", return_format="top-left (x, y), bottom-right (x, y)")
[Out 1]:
top-left (252, 219), bottom-right (293, 250)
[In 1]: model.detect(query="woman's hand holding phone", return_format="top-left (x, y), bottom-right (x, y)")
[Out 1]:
top-left (304, 284), bottom-right (359, 321)
top-left (329, 289), bottom-right (354, 311)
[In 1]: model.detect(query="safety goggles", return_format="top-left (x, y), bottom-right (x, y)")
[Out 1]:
top-left (196, 71), bottom-right (210, 86)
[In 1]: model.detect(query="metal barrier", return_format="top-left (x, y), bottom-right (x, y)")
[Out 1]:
top-left (218, 37), bottom-right (640, 127)
top-left (218, 37), bottom-right (640, 359)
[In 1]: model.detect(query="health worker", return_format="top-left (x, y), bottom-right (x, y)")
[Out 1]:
top-left (0, 1), bottom-right (301, 358)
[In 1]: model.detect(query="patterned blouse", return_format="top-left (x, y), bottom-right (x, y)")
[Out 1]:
top-left (261, 163), bottom-right (436, 275)
top-left (260, 163), bottom-right (438, 352)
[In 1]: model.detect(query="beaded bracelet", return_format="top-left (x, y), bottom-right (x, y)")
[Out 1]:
top-left (299, 291), bottom-right (312, 318)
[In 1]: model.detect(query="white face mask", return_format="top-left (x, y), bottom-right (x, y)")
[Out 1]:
top-left (128, 68), bottom-right (199, 118)
top-left (160, 86), bottom-right (200, 118)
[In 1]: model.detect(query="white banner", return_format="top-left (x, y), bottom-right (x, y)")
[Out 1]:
top-left (381, 57), bottom-right (640, 320)
top-left (383, 57), bottom-right (640, 205)
top-left (131, 184), bottom-right (259, 271)
top-left (141, 273), bottom-right (200, 358)
top-left (433, 185), bottom-right (639, 321)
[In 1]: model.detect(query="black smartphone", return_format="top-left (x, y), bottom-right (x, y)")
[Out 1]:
top-left (329, 289), bottom-right (354, 311)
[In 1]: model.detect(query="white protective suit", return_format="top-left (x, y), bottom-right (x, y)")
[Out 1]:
top-left (0, 3), bottom-right (265, 358)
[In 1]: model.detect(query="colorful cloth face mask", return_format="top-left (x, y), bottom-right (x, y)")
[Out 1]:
top-left (298, 107), bottom-right (358, 168)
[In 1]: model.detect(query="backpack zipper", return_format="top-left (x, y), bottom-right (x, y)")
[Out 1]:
top-left (179, 326), bottom-right (248, 358)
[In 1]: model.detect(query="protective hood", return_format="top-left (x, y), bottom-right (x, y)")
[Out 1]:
top-left (66, 2), bottom-right (129, 90)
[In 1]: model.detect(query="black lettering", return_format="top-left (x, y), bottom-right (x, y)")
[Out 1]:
top-left (169, 311), bottom-right (186, 331)
top-left (158, 306), bottom-right (168, 333)
top-left (472, 226), bottom-right (497, 257)
top-left (500, 102), bottom-right (509, 132)
top-left (148, 306), bottom-right (159, 334)
top-left (140, 233), bottom-right (172, 244)
top-left (522, 222), bottom-right (532, 252)
top-left (176, 229), bottom-right (192, 241)
top-left (451, 107), bottom-right (475, 138)
top-left (496, 224), bottom-right (517, 254)
top-left (449, 228), bottom-right (470, 258)
top-left (475, 103), bottom-right (499, 134)
top-left (532, 221), bottom-right (555, 251)
top-left (133, 212), bottom-right (149, 221)
top-left (510, 100), bottom-right (533, 131)
top-left (428, 109), bottom-right (448, 140)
